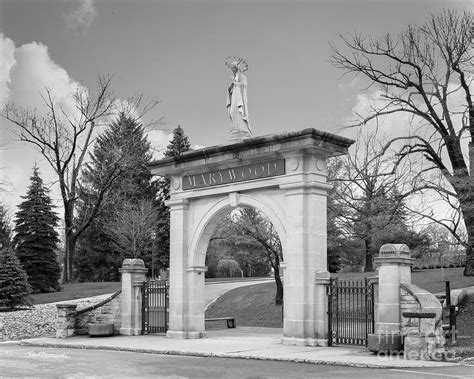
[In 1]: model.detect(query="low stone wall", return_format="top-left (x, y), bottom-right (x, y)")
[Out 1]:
top-left (75, 292), bottom-right (122, 335)
top-left (56, 290), bottom-right (122, 338)
top-left (400, 283), bottom-right (445, 360)
top-left (400, 283), bottom-right (442, 336)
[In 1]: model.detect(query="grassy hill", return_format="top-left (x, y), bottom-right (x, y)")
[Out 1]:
top-left (205, 268), bottom-right (473, 328)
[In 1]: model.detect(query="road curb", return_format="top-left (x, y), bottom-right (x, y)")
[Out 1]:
top-left (19, 340), bottom-right (458, 369)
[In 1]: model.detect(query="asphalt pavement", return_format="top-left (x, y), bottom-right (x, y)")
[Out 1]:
top-left (1, 345), bottom-right (473, 378)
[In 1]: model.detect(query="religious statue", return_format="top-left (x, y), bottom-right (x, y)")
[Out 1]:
top-left (225, 56), bottom-right (252, 141)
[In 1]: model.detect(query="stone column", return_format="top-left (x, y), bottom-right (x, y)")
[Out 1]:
top-left (166, 198), bottom-right (190, 339)
top-left (280, 180), bottom-right (332, 347)
top-left (56, 304), bottom-right (77, 338)
top-left (186, 266), bottom-right (206, 338)
top-left (119, 259), bottom-right (148, 336)
top-left (368, 244), bottom-right (413, 352)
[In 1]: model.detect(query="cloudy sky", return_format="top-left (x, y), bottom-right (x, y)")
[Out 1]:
top-left (0, 0), bottom-right (471, 213)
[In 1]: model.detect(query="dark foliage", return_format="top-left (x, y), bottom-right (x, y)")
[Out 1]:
top-left (0, 203), bottom-right (12, 249)
top-left (75, 112), bottom-right (156, 281)
top-left (0, 247), bottom-right (32, 308)
top-left (153, 125), bottom-right (191, 270)
top-left (12, 167), bottom-right (60, 293)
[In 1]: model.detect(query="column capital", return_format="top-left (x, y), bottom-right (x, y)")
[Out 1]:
top-left (280, 181), bottom-right (332, 194)
top-left (119, 258), bottom-right (149, 274)
top-left (314, 270), bottom-right (331, 285)
top-left (374, 256), bottom-right (415, 267)
top-left (165, 198), bottom-right (190, 210)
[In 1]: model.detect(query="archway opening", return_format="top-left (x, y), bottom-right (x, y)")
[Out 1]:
top-left (204, 205), bottom-right (284, 329)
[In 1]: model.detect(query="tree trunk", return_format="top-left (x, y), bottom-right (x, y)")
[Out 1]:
top-left (63, 235), bottom-right (77, 283)
top-left (463, 198), bottom-right (474, 275)
top-left (62, 202), bottom-right (76, 283)
top-left (465, 142), bottom-right (474, 276)
top-left (364, 238), bottom-right (373, 272)
top-left (274, 266), bottom-right (283, 305)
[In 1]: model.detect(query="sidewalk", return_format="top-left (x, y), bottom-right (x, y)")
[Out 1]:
top-left (17, 327), bottom-right (458, 369)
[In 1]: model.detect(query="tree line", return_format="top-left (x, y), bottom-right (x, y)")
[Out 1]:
top-left (0, 9), bottom-right (472, 309)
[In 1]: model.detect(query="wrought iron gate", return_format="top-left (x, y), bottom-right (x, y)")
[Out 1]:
top-left (141, 279), bottom-right (169, 334)
top-left (327, 278), bottom-right (375, 346)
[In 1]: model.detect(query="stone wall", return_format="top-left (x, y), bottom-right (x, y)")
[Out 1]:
top-left (56, 291), bottom-right (122, 338)
top-left (75, 293), bottom-right (122, 335)
top-left (400, 283), bottom-right (445, 360)
top-left (400, 283), bottom-right (443, 336)
top-left (400, 285), bottom-right (422, 336)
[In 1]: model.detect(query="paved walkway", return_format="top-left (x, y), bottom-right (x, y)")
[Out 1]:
top-left (17, 327), bottom-right (459, 369)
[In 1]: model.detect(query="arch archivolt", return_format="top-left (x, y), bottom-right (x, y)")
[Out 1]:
top-left (151, 129), bottom-right (353, 345)
top-left (188, 188), bottom-right (287, 269)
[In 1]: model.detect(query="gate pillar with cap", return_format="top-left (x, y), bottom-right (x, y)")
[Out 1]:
top-left (150, 129), bottom-right (353, 346)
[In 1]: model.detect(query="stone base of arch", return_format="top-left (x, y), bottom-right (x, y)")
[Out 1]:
top-left (150, 129), bottom-right (353, 346)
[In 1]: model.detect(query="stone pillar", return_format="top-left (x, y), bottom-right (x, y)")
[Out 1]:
top-left (280, 180), bottom-right (332, 347)
top-left (166, 198), bottom-right (191, 339)
top-left (314, 270), bottom-right (331, 345)
top-left (119, 259), bottom-right (148, 336)
top-left (56, 304), bottom-right (77, 338)
top-left (368, 244), bottom-right (413, 352)
top-left (186, 266), bottom-right (206, 338)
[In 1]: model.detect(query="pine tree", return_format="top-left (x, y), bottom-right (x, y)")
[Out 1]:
top-left (75, 112), bottom-right (156, 281)
top-left (0, 247), bottom-right (32, 308)
top-left (153, 125), bottom-right (191, 271)
top-left (13, 167), bottom-right (61, 293)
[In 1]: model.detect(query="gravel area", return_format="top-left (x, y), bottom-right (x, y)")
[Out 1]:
top-left (0, 295), bottom-right (111, 342)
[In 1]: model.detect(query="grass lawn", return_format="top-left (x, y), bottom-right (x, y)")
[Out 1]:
top-left (31, 282), bottom-right (121, 305)
top-left (205, 267), bottom-right (474, 329)
top-left (205, 282), bottom-right (283, 328)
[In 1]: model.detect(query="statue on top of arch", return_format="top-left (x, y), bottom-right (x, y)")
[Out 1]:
top-left (225, 56), bottom-right (252, 142)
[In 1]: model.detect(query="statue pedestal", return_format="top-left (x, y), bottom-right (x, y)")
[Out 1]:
top-left (229, 129), bottom-right (252, 143)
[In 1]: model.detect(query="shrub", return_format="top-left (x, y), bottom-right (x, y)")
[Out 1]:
top-left (217, 259), bottom-right (241, 278)
top-left (0, 248), bottom-right (32, 308)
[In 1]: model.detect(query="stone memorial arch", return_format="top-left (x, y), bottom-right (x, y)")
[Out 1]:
top-left (150, 129), bottom-right (353, 346)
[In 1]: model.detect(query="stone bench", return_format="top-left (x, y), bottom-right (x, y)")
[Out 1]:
top-left (205, 317), bottom-right (236, 328)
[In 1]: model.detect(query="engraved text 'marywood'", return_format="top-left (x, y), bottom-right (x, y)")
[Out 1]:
top-left (182, 159), bottom-right (285, 190)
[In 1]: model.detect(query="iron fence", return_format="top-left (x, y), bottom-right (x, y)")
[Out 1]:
top-left (141, 279), bottom-right (169, 334)
top-left (327, 277), bottom-right (375, 346)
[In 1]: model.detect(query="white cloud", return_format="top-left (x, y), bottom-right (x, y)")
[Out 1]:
top-left (0, 34), bottom-right (15, 104)
top-left (9, 41), bottom-right (84, 118)
top-left (63, 0), bottom-right (97, 35)
top-left (0, 36), bottom-right (85, 213)
top-left (146, 130), bottom-right (174, 160)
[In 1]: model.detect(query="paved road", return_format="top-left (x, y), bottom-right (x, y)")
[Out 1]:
top-left (0, 345), bottom-right (473, 378)
top-left (204, 279), bottom-right (273, 308)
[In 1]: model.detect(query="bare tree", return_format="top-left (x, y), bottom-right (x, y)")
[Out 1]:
top-left (227, 207), bottom-right (284, 304)
top-left (330, 128), bottom-right (417, 271)
top-left (102, 199), bottom-right (157, 259)
top-left (331, 10), bottom-right (474, 275)
top-left (1, 76), bottom-right (160, 281)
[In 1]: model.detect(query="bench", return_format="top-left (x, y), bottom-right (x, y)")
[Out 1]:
top-left (205, 317), bottom-right (236, 328)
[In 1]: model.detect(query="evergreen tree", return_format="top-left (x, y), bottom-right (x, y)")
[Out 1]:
top-left (75, 112), bottom-right (156, 281)
top-left (0, 247), bottom-right (32, 308)
top-left (153, 125), bottom-right (191, 271)
top-left (12, 167), bottom-right (61, 293)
